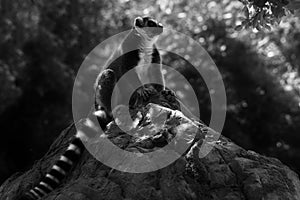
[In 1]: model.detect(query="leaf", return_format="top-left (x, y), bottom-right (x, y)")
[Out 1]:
top-left (242, 20), bottom-right (248, 25)
top-left (252, 14), bottom-right (259, 28)
top-left (256, 23), bottom-right (262, 31)
top-left (243, 6), bottom-right (250, 19)
top-left (263, 24), bottom-right (271, 31)
top-left (235, 25), bottom-right (243, 31)
top-left (245, 21), bottom-right (250, 29)
top-left (259, 11), bottom-right (264, 23)
top-left (267, 17), bottom-right (275, 25)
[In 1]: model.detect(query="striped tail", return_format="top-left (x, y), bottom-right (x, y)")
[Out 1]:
top-left (20, 137), bottom-right (84, 200)
top-left (20, 108), bottom-right (112, 200)
top-left (20, 69), bottom-right (115, 200)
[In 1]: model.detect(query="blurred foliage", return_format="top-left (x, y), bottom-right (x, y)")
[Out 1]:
top-left (236, 0), bottom-right (300, 30)
top-left (0, 0), bottom-right (300, 184)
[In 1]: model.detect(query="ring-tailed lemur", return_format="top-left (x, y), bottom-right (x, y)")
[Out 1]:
top-left (94, 16), bottom-right (165, 129)
top-left (20, 16), bottom-right (164, 200)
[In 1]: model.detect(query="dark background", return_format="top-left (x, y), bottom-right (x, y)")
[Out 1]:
top-left (1, 0), bottom-right (300, 184)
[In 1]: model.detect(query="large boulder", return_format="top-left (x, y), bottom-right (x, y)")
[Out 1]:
top-left (1, 90), bottom-right (299, 200)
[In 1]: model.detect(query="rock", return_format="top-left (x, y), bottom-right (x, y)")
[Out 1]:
top-left (1, 90), bottom-right (300, 200)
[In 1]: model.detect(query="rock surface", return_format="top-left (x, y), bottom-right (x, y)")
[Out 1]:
top-left (1, 91), bottom-right (300, 200)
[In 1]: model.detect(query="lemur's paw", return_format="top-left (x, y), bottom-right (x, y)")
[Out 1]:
top-left (161, 89), bottom-right (175, 96)
top-left (138, 86), bottom-right (156, 101)
top-left (161, 89), bottom-right (176, 100)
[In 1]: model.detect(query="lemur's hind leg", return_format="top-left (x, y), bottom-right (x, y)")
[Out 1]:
top-left (94, 69), bottom-right (117, 130)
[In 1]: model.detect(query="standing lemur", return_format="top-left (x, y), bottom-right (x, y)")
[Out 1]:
top-left (20, 16), bottom-right (165, 200)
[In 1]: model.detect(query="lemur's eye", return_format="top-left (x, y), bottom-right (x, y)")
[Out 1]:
top-left (148, 21), bottom-right (156, 27)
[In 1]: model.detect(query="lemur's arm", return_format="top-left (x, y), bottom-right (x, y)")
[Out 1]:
top-left (94, 69), bottom-right (116, 130)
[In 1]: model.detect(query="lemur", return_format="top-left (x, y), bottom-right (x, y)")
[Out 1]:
top-left (94, 16), bottom-right (165, 129)
top-left (20, 16), bottom-right (165, 200)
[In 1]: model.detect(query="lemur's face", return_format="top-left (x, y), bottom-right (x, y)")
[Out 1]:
top-left (134, 16), bottom-right (163, 39)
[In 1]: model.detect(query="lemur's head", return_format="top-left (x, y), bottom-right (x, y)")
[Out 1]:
top-left (134, 16), bottom-right (163, 39)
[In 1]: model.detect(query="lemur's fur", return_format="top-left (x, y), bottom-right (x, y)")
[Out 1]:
top-left (20, 16), bottom-right (164, 200)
